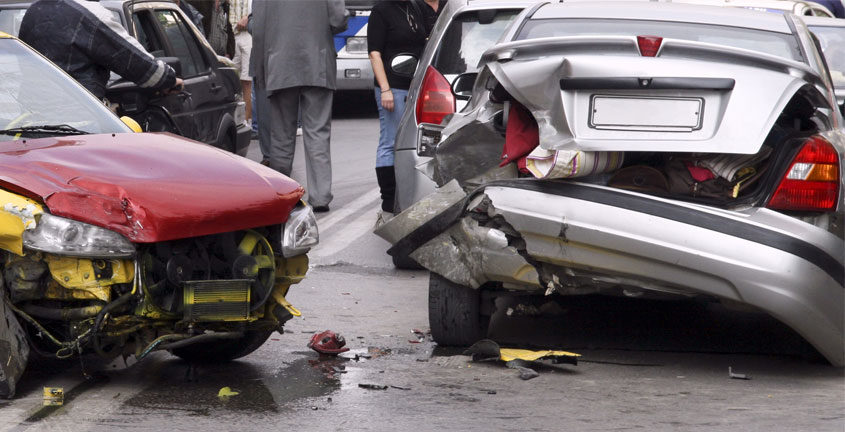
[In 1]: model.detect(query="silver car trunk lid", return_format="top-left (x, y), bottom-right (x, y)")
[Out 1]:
top-left (482, 36), bottom-right (829, 154)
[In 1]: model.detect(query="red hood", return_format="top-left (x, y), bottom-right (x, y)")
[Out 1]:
top-left (0, 133), bottom-right (304, 243)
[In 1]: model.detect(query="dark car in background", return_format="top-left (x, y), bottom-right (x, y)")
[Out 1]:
top-left (0, 0), bottom-right (250, 156)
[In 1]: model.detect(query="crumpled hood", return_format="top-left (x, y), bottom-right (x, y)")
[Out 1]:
top-left (0, 133), bottom-right (304, 243)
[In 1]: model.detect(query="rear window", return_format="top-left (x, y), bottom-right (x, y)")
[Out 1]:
top-left (432, 9), bottom-right (521, 77)
top-left (516, 18), bottom-right (803, 62)
top-left (809, 25), bottom-right (845, 89)
top-left (0, 8), bottom-right (26, 36)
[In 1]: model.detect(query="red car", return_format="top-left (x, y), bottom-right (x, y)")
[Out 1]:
top-left (0, 33), bottom-right (318, 398)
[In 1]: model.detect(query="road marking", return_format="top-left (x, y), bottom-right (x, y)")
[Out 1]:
top-left (312, 192), bottom-right (382, 260)
top-left (315, 188), bottom-right (380, 233)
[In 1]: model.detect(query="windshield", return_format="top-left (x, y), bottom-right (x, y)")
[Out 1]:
top-left (0, 8), bottom-right (26, 36)
top-left (809, 25), bottom-right (845, 89)
top-left (516, 18), bottom-right (803, 62)
top-left (0, 39), bottom-right (129, 141)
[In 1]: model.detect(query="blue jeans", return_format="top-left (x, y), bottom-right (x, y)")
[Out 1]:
top-left (374, 87), bottom-right (408, 168)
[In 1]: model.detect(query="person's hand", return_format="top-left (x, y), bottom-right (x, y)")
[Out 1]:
top-left (381, 89), bottom-right (394, 112)
top-left (237, 16), bottom-right (248, 31)
top-left (164, 78), bottom-right (184, 95)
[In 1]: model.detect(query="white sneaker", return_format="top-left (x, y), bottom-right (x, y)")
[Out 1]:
top-left (296, 127), bottom-right (303, 136)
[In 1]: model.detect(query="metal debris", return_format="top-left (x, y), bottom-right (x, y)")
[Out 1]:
top-left (358, 383), bottom-right (389, 390)
top-left (729, 367), bottom-right (752, 380)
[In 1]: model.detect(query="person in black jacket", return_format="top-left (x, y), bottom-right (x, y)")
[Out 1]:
top-left (368, 0), bottom-right (427, 219)
top-left (19, 0), bottom-right (182, 100)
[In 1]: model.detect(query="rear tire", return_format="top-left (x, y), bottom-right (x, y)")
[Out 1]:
top-left (171, 330), bottom-right (273, 363)
top-left (428, 272), bottom-right (486, 346)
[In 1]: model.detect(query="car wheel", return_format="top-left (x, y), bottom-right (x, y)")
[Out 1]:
top-left (220, 130), bottom-right (236, 153)
top-left (171, 330), bottom-right (273, 363)
top-left (428, 272), bottom-right (487, 346)
top-left (391, 252), bottom-right (423, 270)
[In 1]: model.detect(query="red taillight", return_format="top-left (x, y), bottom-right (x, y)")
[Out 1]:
top-left (768, 136), bottom-right (840, 212)
top-left (637, 35), bottom-right (663, 57)
top-left (415, 66), bottom-right (455, 125)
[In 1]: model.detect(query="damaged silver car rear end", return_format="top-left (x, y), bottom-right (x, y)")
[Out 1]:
top-left (377, 2), bottom-right (844, 366)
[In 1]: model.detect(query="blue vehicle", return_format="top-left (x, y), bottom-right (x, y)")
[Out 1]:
top-left (335, 0), bottom-right (375, 92)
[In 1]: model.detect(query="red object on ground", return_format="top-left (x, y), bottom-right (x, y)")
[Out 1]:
top-left (308, 330), bottom-right (350, 355)
top-left (0, 133), bottom-right (304, 243)
top-left (500, 102), bottom-right (539, 172)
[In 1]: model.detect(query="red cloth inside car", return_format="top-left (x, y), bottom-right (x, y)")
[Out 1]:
top-left (500, 102), bottom-right (539, 172)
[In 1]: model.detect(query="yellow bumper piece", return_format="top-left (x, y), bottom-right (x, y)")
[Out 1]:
top-left (0, 190), bottom-right (43, 256)
top-left (498, 348), bottom-right (581, 363)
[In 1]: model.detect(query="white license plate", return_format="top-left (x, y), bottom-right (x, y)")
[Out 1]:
top-left (589, 95), bottom-right (703, 131)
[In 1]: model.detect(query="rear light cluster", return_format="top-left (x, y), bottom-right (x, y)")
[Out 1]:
top-left (415, 66), bottom-right (455, 125)
top-left (768, 136), bottom-right (840, 212)
top-left (637, 35), bottom-right (663, 57)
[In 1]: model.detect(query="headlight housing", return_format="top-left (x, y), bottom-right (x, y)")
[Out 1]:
top-left (234, 101), bottom-right (247, 126)
top-left (23, 213), bottom-right (135, 258)
top-left (345, 36), bottom-right (368, 53)
top-left (281, 205), bottom-right (319, 257)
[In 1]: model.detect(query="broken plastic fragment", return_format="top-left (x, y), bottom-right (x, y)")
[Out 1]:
top-left (4, 203), bottom-right (38, 230)
top-left (728, 367), bottom-right (751, 380)
top-left (43, 387), bottom-right (64, 406)
top-left (217, 387), bottom-right (240, 398)
top-left (308, 330), bottom-right (350, 355)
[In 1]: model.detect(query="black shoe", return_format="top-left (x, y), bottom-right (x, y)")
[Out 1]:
top-left (312, 205), bottom-right (330, 213)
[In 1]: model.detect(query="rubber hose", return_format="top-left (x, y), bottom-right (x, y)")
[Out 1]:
top-left (22, 303), bottom-right (104, 321)
top-left (157, 332), bottom-right (244, 350)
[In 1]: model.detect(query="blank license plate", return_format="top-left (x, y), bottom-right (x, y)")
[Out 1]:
top-left (590, 95), bottom-right (703, 131)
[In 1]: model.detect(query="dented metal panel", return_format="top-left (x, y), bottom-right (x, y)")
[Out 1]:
top-left (0, 133), bottom-right (304, 243)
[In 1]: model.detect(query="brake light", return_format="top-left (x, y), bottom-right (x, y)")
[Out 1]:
top-left (415, 66), bottom-right (455, 125)
top-left (768, 136), bottom-right (840, 212)
top-left (637, 35), bottom-right (663, 57)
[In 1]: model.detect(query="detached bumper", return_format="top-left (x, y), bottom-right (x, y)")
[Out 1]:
top-left (384, 180), bottom-right (845, 366)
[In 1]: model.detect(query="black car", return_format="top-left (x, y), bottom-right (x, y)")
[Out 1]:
top-left (0, 0), bottom-right (250, 156)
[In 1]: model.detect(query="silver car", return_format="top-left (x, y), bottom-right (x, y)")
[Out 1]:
top-left (803, 15), bottom-right (845, 110)
top-left (379, 2), bottom-right (845, 366)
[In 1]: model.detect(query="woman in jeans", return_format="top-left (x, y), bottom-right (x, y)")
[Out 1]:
top-left (368, 0), bottom-right (428, 220)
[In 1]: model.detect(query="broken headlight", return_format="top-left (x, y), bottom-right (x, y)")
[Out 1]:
top-left (23, 213), bottom-right (135, 258)
top-left (281, 205), bottom-right (319, 257)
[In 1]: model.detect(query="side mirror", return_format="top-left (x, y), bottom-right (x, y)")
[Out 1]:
top-left (390, 54), bottom-right (418, 78)
top-left (158, 56), bottom-right (182, 77)
top-left (451, 72), bottom-right (478, 101)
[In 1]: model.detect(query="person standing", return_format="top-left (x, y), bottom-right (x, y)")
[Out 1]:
top-left (416, 0), bottom-right (446, 36)
top-left (250, 0), bottom-right (347, 212)
top-left (230, 0), bottom-right (252, 129)
top-left (367, 0), bottom-right (427, 217)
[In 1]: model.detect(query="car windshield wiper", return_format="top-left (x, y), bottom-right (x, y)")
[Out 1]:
top-left (0, 124), bottom-right (90, 137)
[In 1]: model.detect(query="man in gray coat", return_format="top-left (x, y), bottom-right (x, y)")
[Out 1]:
top-left (250, 0), bottom-right (347, 212)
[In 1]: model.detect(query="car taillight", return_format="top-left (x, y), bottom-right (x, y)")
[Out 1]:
top-left (768, 136), bottom-right (840, 212)
top-left (637, 35), bottom-right (662, 57)
top-left (415, 66), bottom-right (455, 125)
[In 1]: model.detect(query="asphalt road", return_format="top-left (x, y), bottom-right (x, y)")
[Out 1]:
top-left (1, 96), bottom-right (843, 431)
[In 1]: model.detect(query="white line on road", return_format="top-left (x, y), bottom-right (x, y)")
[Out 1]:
top-left (315, 188), bottom-right (380, 233)
top-left (311, 189), bottom-right (382, 260)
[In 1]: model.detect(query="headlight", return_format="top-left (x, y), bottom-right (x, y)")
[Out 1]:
top-left (282, 205), bottom-right (319, 257)
top-left (23, 213), bottom-right (135, 258)
top-left (345, 36), bottom-right (368, 53)
top-left (235, 101), bottom-right (247, 126)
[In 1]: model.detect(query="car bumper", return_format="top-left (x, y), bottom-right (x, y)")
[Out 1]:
top-left (235, 122), bottom-right (251, 157)
top-left (394, 148), bottom-right (437, 212)
top-left (386, 181), bottom-right (845, 365)
top-left (336, 58), bottom-right (374, 91)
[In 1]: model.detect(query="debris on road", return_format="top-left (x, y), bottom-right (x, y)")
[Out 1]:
top-left (42, 387), bottom-right (63, 406)
top-left (217, 387), bottom-right (240, 399)
top-left (390, 385), bottom-right (411, 390)
top-left (409, 329), bottom-right (426, 343)
top-left (308, 330), bottom-right (350, 355)
top-left (358, 383), bottom-right (389, 390)
top-left (464, 339), bottom-right (579, 380)
top-left (729, 367), bottom-right (752, 380)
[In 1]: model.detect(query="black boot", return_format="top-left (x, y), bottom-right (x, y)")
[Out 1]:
top-left (375, 166), bottom-right (396, 213)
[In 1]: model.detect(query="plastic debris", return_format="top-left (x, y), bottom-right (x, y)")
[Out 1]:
top-left (390, 385), bottom-right (411, 390)
top-left (409, 329), bottom-right (426, 343)
top-left (217, 387), bottom-right (240, 398)
top-left (464, 339), bottom-right (579, 380)
top-left (358, 383), bottom-right (389, 390)
top-left (308, 330), bottom-right (350, 355)
top-left (728, 367), bottom-right (752, 380)
top-left (43, 387), bottom-right (63, 406)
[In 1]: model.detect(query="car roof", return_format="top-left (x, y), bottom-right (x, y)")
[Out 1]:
top-left (531, 1), bottom-right (794, 33)
top-left (802, 15), bottom-right (845, 25)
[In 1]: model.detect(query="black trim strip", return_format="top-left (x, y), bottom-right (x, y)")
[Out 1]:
top-left (389, 180), bottom-right (844, 286)
top-left (561, 77), bottom-right (736, 91)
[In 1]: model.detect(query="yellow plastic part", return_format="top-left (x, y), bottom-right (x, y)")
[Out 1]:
top-left (498, 348), bottom-right (581, 362)
top-left (44, 256), bottom-right (133, 302)
top-left (0, 190), bottom-right (43, 256)
top-left (120, 116), bottom-right (142, 133)
top-left (43, 387), bottom-right (64, 406)
top-left (268, 254), bottom-right (308, 317)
